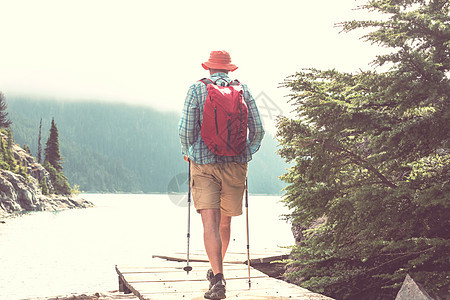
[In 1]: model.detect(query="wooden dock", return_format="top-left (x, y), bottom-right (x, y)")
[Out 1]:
top-left (116, 256), bottom-right (334, 299)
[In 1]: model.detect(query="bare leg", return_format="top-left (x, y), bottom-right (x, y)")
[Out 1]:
top-left (200, 209), bottom-right (223, 275)
top-left (220, 214), bottom-right (232, 260)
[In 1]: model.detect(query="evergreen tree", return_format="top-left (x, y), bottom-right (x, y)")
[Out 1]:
top-left (6, 126), bottom-right (17, 171)
top-left (6, 126), bottom-right (13, 150)
top-left (17, 159), bottom-right (27, 179)
top-left (44, 118), bottom-right (63, 171)
top-left (43, 118), bottom-right (71, 195)
top-left (0, 137), bottom-right (5, 159)
top-left (0, 137), bottom-right (9, 170)
top-left (277, 0), bottom-right (449, 299)
top-left (38, 118), bottom-right (42, 164)
top-left (0, 92), bottom-right (12, 128)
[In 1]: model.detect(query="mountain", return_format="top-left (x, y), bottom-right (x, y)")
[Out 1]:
top-left (7, 96), bottom-right (287, 194)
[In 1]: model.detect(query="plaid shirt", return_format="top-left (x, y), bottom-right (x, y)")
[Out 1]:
top-left (179, 72), bottom-right (265, 164)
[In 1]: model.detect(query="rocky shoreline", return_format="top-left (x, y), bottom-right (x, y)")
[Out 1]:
top-left (0, 142), bottom-right (94, 219)
top-left (0, 168), bottom-right (94, 219)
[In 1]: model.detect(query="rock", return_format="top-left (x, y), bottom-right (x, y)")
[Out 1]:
top-left (35, 194), bottom-right (94, 212)
top-left (0, 169), bottom-right (93, 216)
top-left (395, 274), bottom-right (435, 300)
top-left (290, 216), bottom-right (327, 244)
top-left (284, 216), bottom-right (328, 285)
top-left (12, 144), bottom-right (55, 193)
top-left (0, 170), bottom-right (31, 212)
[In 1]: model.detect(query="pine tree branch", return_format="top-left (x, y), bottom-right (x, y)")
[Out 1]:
top-left (314, 138), bottom-right (397, 189)
top-left (401, 47), bottom-right (434, 82)
top-left (363, 247), bottom-right (434, 275)
top-left (379, 247), bottom-right (435, 257)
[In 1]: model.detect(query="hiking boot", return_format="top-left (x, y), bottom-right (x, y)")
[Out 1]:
top-left (204, 273), bottom-right (226, 299)
top-left (206, 268), bottom-right (215, 289)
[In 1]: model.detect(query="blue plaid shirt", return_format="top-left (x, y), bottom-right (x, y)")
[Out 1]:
top-left (179, 72), bottom-right (265, 164)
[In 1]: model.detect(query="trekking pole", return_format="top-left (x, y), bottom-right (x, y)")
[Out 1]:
top-left (245, 178), bottom-right (251, 288)
top-left (183, 160), bottom-right (193, 274)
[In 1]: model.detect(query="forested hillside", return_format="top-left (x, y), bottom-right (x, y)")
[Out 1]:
top-left (8, 96), bottom-right (286, 194)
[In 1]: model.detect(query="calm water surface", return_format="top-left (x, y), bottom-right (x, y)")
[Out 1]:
top-left (0, 194), bottom-right (293, 299)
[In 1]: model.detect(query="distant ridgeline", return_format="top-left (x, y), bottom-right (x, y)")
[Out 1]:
top-left (8, 96), bottom-right (287, 194)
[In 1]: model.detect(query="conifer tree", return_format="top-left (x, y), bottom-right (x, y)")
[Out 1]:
top-left (0, 92), bottom-right (12, 129)
top-left (0, 137), bottom-right (8, 170)
top-left (6, 126), bottom-right (17, 171)
top-left (44, 118), bottom-right (63, 171)
top-left (44, 118), bottom-right (71, 195)
top-left (38, 118), bottom-right (42, 164)
top-left (277, 0), bottom-right (449, 299)
top-left (6, 126), bottom-right (13, 150)
top-left (0, 138), bottom-right (5, 160)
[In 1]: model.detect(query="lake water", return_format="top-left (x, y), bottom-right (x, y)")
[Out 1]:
top-left (0, 194), bottom-right (293, 300)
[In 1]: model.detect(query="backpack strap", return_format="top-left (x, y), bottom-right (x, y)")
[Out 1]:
top-left (199, 78), bottom-right (240, 87)
top-left (230, 79), bottom-right (240, 86)
top-left (199, 78), bottom-right (214, 85)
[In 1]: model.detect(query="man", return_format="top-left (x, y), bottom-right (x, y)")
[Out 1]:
top-left (178, 50), bottom-right (264, 299)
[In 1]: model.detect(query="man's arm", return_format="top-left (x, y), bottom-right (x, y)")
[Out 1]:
top-left (243, 85), bottom-right (265, 154)
top-left (178, 85), bottom-right (200, 158)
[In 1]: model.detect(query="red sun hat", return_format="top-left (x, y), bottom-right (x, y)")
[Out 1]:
top-left (202, 50), bottom-right (238, 72)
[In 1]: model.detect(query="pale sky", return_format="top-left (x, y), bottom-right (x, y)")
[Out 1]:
top-left (0, 0), bottom-right (382, 131)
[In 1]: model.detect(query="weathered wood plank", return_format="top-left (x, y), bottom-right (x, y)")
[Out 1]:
top-left (116, 265), bottom-right (144, 299)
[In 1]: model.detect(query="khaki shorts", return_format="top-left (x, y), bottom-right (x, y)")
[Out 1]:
top-left (190, 161), bottom-right (248, 216)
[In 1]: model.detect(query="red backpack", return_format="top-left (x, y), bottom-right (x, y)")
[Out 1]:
top-left (200, 78), bottom-right (248, 156)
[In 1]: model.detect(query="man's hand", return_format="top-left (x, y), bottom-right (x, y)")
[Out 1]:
top-left (184, 156), bottom-right (190, 162)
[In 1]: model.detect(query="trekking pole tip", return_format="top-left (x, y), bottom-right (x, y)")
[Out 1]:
top-left (183, 265), bottom-right (193, 274)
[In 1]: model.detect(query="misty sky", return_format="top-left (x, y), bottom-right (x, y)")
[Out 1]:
top-left (1, 0), bottom-right (384, 132)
